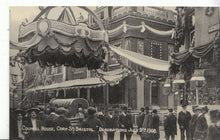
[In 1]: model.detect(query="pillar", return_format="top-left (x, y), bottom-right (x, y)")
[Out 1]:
top-left (168, 94), bottom-right (174, 109)
top-left (62, 66), bottom-right (66, 81)
top-left (149, 81), bottom-right (152, 106)
top-left (103, 85), bottom-right (109, 106)
top-left (64, 89), bottom-right (66, 98)
top-left (137, 77), bottom-right (144, 110)
top-left (77, 88), bottom-right (80, 98)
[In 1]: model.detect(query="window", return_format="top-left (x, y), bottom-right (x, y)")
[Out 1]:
top-left (46, 67), bottom-right (52, 75)
top-left (151, 42), bottom-right (162, 59)
top-left (90, 87), bottom-right (104, 104)
top-left (137, 39), bottom-right (144, 54)
top-left (152, 82), bottom-right (159, 105)
top-left (56, 66), bottom-right (62, 74)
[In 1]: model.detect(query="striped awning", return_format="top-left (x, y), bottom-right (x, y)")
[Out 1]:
top-left (26, 68), bottom-right (128, 93)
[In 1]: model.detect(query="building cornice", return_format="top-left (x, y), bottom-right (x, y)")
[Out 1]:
top-left (109, 15), bottom-right (175, 28)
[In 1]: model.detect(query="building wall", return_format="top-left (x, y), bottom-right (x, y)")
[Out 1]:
top-left (195, 7), bottom-right (219, 47)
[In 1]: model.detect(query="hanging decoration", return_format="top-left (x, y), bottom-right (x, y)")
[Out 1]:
top-left (11, 6), bottom-right (108, 70)
top-left (170, 32), bottom-right (220, 79)
top-left (108, 21), bottom-right (175, 38)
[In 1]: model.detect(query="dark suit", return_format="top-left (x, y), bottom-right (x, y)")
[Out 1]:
top-left (118, 113), bottom-right (133, 140)
top-left (178, 111), bottom-right (191, 140)
top-left (151, 115), bottom-right (160, 140)
top-left (105, 114), bottom-right (118, 140)
top-left (164, 113), bottom-right (177, 140)
top-left (208, 124), bottom-right (220, 140)
top-left (54, 115), bottom-right (71, 127)
top-left (137, 112), bottom-right (145, 129)
top-left (193, 114), bottom-right (208, 140)
top-left (189, 114), bottom-right (197, 140)
top-left (10, 119), bottom-right (25, 140)
top-left (81, 116), bottom-right (103, 140)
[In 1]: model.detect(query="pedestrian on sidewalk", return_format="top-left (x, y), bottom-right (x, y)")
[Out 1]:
top-left (178, 104), bottom-right (191, 140)
top-left (164, 108), bottom-right (177, 140)
top-left (189, 105), bottom-right (198, 140)
top-left (151, 109), bottom-right (160, 140)
top-left (105, 108), bottom-right (118, 140)
top-left (118, 105), bottom-right (133, 140)
top-left (193, 106), bottom-right (208, 140)
top-left (141, 106), bottom-right (152, 140)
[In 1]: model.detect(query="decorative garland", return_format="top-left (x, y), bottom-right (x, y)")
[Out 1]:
top-left (108, 21), bottom-right (175, 39)
top-left (95, 45), bottom-right (166, 84)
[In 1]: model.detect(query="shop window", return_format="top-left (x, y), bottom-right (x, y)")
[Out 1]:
top-left (80, 88), bottom-right (87, 99)
top-left (152, 82), bottom-right (159, 105)
top-left (109, 84), bottom-right (123, 104)
top-left (90, 87), bottom-right (104, 104)
top-left (66, 89), bottom-right (78, 98)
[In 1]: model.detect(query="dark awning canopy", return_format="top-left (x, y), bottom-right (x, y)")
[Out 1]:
top-left (13, 7), bottom-right (108, 70)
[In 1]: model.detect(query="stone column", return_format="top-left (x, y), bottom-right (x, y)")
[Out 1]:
top-left (136, 77), bottom-right (144, 110)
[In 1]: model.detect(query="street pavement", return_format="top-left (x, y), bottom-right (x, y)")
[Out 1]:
top-left (101, 126), bottom-right (176, 140)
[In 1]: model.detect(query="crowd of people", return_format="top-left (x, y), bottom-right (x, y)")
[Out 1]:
top-left (10, 103), bottom-right (220, 140)
top-left (162, 104), bottom-right (220, 140)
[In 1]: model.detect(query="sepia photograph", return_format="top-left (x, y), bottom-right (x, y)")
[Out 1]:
top-left (9, 6), bottom-right (220, 140)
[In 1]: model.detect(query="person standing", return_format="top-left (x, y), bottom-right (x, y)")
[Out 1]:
top-left (189, 105), bottom-right (198, 140)
top-left (81, 107), bottom-right (103, 140)
top-left (118, 106), bottom-right (133, 140)
top-left (23, 108), bottom-right (42, 140)
top-left (164, 109), bottom-right (177, 140)
top-left (10, 109), bottom-right (26, 140)
top-left (23, 108), bottom-right (42, 131)
top-left (54, 107), bottom-right (71, 127)
top-left (137, 107), bottom-right (145, 130)
top-left (151, 109), bottom-right (160, 140)
top-left (75, 107), bottom-right (85, 126)
top-left (178, 104), bottom-right (191, 140)
top-left (208, 110), bottom-right (220, 140)
top-left (105, 108), bottom-right (118, 140)
top-left (193, 106), bottom-right (208, 140)
top-left (142, 106), bottom-right (152, 140)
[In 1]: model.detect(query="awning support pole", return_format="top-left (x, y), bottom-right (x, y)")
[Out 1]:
top-left (196, 81), bottom-right (199, 105)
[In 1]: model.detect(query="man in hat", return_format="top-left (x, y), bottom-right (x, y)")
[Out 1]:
top-left (44, 107), bottom-right (59, 127)
top-left (53, 107), bottom-right (71, 139)
top-left (178, 104), bottom-right (191, 140)
top-left (142, 106), bottom-right (152, 140)
top-left (10, 109), bottom-right (26, 140)
top-left (105, 108), bottom-right (118, 140)
top-left (151, 109), bottom-right (160, 140)
top-left (137, 107), bottom-right (145, 130)
top-left (164, 109), bottom-right (177, 140)
top-left (189, 105), bottom-right (198, 140)
top-left (193, 106), bottom-right (208, 140)
top-left (118, 106), bottom-right (133, 140)
top-left (81, 106), bottom-right (103, 140)
top-left (208, 110), bottom-right (220, 140)
top-left (54, 107), bottom-right (71, 127)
